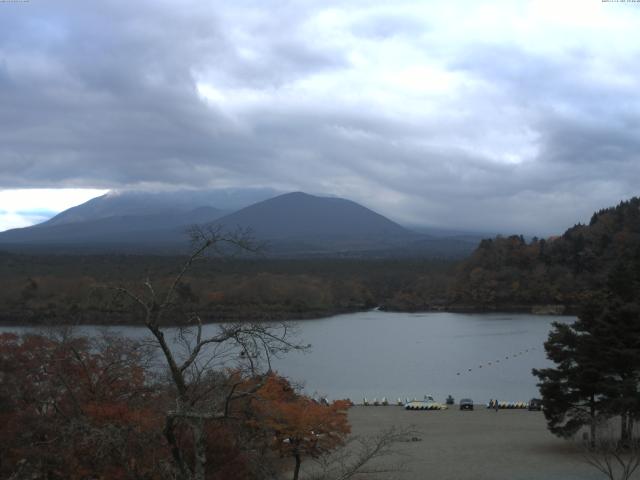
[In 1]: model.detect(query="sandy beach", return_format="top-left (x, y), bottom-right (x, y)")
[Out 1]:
top-left (341, 406), bottom-right (611, 480)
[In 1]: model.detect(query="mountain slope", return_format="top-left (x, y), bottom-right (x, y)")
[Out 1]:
top-left (0, 190), bottom-right (478, 257)
top-left (211, 192), bottom-right (415, 252)
top-left (0, 188), bottom-right (282, 251)
top-left (40, 188), bottom-right (279, 227)
top-left (0, 206), bottom-right (226, 248)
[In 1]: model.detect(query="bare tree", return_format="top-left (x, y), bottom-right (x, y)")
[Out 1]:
top-left (305, 426), bottom-right (418, 480)
top-left (113, 226), bottom-right (305, 480)
top-left (581, 421), bottom-right (640, 480)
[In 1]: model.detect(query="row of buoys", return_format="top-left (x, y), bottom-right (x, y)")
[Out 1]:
top-left (487, 401), bottom-right (528, 409)
top-left (456, 347), bottom-right (537, 376)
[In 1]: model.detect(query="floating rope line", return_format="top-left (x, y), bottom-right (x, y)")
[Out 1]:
top-left (455, 346), bottom-right (539, 376)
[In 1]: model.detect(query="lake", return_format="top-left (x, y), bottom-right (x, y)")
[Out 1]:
top-left (0, 311), bottom-right (570, 404)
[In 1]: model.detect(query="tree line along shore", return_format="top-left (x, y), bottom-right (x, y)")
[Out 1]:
top-left (1, 197), bottom-right (639, 326)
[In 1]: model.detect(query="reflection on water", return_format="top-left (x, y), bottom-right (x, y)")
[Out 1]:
top-left (0, 311), bottom-right (572, 404)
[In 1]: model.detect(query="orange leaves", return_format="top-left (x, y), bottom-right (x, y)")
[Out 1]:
top-left (251, 374), bottom-right (351, 459)
top-left (0, 333), bottom-right (163, 479)
top-left (1, 334), bottom-right (350, 480)
top-left (84, 401), bottom-right (159, 431)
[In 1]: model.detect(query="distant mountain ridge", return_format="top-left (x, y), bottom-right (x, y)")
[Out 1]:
top-left (0, 190), bottom-right (478, 257)
top-left (0, 207), bottom-right (227, 247)
top-left (39, 188), bottom-right (279, 227)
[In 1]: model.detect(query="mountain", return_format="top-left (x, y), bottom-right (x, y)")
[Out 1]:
top-left (0, 187), bottom-right (282, 252)
top-left (39, 188), bottom-right (279, 227)
top-left (210, 193), bottom-right (484, 257)
top-left (0, 190), bottom-right (478, 257)
top-left (0, 206), bottom-right (227, 250)
top-left (0, 188), bottom-right (283, 252)
top-left (214, 192), bottom-right (409, 241)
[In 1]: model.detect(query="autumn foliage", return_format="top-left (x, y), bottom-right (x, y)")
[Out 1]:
top-left (0, 333), bottom-right (352, 480)
top-left (0, 332), bottom-right (164, 479)
top-left (250, 375), bottom-right (351, 480)
top-left (0, 331), bottom-right (242, 479)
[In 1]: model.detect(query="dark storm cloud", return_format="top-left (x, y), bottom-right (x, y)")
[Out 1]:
top-left (0, 1), bottom-right (351, 190)
top-left (1, 0), bottom-right (639, 234)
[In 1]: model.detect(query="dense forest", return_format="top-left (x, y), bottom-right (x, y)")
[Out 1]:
top-left (2, 197), bottom-right (639, 324)
top-left (0, 254), bottom-right (454, 324)
top-left (451, 197), bottom-right (640, 312)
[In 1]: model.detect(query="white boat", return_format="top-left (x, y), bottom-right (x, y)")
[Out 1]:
top-left (404, 395), bottom-right (447, 410)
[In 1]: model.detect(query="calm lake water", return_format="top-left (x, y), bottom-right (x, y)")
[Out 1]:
top-left (0, 311), bottom-right (571, 404)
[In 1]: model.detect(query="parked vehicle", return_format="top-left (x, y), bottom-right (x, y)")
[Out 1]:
top-left (459, 398), bottom-right (474, 410)
top-left (528, 398), bottom-right (543, 411)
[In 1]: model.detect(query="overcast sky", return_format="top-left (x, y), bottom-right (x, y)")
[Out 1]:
top-left (1, 0), bottom-right (639, 235)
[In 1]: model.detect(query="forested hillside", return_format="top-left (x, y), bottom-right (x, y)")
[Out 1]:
top-left (3, 198), bottom-right (640, 324)
top-left (450, 197), bottom-right (640, 311)
top-left (0, 254), bottom-right (454, 324)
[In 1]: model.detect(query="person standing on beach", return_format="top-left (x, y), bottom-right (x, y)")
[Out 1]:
top-left (494, 398), bottom-right (499, 411)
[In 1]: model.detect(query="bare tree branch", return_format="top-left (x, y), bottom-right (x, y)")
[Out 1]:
top-left (108, 226), bottom-right (304, 480)
top-left (581, 422), bottom-right (640, 480)
top-left (306, 426), bottom-right (419, 480)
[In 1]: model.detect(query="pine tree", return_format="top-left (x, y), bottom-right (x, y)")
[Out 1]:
top-left (533, 319), bottom-right (607, 445)
top-left (534, 255), bottom-right (640, 446)
top-left (582, 259), bottom-right (640, 444)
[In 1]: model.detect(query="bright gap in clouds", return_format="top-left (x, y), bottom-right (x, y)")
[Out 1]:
top-left (0, 189), bottom-right (108, 232)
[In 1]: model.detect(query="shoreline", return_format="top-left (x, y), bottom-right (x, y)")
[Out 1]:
top-left (0, 304), bottom-right (574, 328)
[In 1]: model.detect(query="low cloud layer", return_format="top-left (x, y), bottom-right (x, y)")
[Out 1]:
top-left (1, 0), bottom-right (639, 235)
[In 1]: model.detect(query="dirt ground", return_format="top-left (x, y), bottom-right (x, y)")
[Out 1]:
top-left (335, 406), bottom-right (617, 480)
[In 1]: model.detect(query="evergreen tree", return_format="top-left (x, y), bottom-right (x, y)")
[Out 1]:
top-left (533, 319), bottom-right (607, 445)
top-left (534, 256), bottom-right (640, 445)
top-left (583, 259), bottom-right (640, 444)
